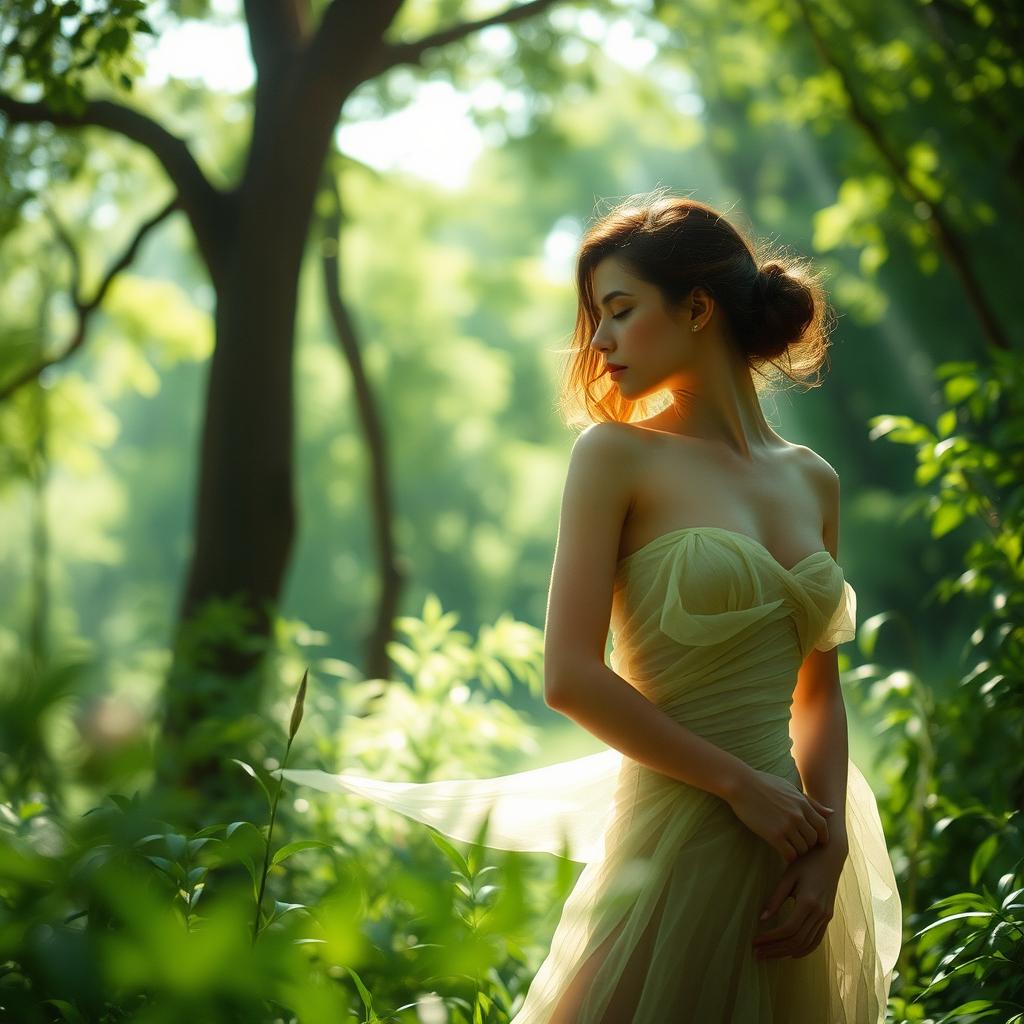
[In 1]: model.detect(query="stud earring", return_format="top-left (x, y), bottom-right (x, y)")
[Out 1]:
top-left (692, 324), bottom-right (700, 332)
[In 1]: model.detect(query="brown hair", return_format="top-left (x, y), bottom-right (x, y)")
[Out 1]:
top-left (556, 189), bottom-right (837, 428)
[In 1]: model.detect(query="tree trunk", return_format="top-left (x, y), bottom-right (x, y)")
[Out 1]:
top-left (0, 0), bottom-right (565, 818)
top-left (155, 57), bottom-right (354, 802)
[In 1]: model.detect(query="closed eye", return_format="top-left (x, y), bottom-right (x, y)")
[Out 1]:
top-left (612, 309), bottom-right (632, 320)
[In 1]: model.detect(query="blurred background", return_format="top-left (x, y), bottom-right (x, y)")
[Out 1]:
top-left (1, 1), bottom-right (1021, 1021)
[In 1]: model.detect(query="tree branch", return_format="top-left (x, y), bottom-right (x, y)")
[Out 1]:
top-left (365, 0), bottom-right (565, 77)
top-left (792, 0), bottom-right (1011, 352)
top-left (303, 0), bottom-right (405, 91)
top-left (0, 93), bottom-right (230, 277)
top-left (243, 0), bottom-right (306, 74)
top-left (318, 165), bottom-right (405, 688)
top-left (0, 196), bottom-right (181, 402)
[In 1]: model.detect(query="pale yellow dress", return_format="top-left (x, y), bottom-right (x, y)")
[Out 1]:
top-left (281, 525), bottom-right (902, 1022)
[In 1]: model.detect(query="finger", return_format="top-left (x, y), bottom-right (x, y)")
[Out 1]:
top-left (795, 816), bottom-right (819, 849)
top-left (796, 917), bottom-right (830, 959)
top-left (805, 804), bottom-right (830, 844)
top-left (778, 838), bottom-right (798, 863)
top-left (788, 908), bottom-right (828, 955)
top-left (788, 916), bottom-right (829, 961)
top-left (807, 795), bottom-right (835, 816)
top-left (754, 905), bottom-right (808, 947)
top-left (757, 913), bottom-right (820, 959)
top-left (759, 877), bottom-right (796, 922)
top-left (788, 829), bottom-right (810, 857)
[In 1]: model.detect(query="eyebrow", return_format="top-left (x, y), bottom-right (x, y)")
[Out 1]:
top-left (599, 289), bottom-right (633, 306)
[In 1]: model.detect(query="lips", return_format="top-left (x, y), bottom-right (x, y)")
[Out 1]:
top-left (606, 363), bottom-right (627, 373)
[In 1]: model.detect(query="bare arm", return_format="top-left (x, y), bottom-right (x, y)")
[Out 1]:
top-left (549, 659), bottom-right (754, 801)
top-left (543, 423), bottom-right (753, 802)
top-left (790, 461), bottom-right (850, 851)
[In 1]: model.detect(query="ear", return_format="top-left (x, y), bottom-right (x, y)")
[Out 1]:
top-left (688, 285), bottom-right (714, 325)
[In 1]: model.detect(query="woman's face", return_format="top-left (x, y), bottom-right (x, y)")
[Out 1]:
top-left (588, 256), bottom-right (704, 399)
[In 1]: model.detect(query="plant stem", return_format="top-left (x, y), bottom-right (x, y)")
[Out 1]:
top-left (252, 735), bottom-right (293, 945)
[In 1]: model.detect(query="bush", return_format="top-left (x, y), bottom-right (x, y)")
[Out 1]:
top-left (0, 596), bottom-right (573, 1022)
top-left (854, 346), bottom-right (1024, 1022)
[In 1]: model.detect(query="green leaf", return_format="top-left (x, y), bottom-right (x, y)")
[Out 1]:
top-left (343, 965), bottom-right (382, 1022)
top-left (934, 360), bottom-right (979, 380)
top-left (1000, 886), bottom-right (1024, 909)
top-left (192, 823), bottom-right (227, 838)
top-left (936, 409), bottom-right (957, 439)
top-left (944, 1001), bottom-right (999, 1018)
top-left (270, 839), bottom-right (332, 867)
top-left (932, 503), bottom-right (966, 538)
top-left (970, 834), bottom-right (999, 887)
top-left (271, 900), bottom-right (308, 920)
top-left (477, 883), bottom-right (500, 904)
top-left (912, 910), bottom-right (994, 937)
top-left (867, 414), bottom-right (934, 445)
top-left (230, 758), bottom-right (274, 807)
top-left (915, 460), bottom-right (941, 486)
top-left (426, 826), bottom-right (471, 877)
top-left (133, 833), bottom-right (167, 848)
top-left (289, 668), bottom-right (309, 740)
top-left (144, 855), bottom-right (179, 880)
top-left (18, 801), bottom-right (45, 820)
top-left (944, 375), bottom-right (979, 404)
top-left (40, 1000), bottom-right (85, 1024)
top-left (164, 833), bottom-right (187, 859)
top-left (229, 854), bottom-right (259, 901)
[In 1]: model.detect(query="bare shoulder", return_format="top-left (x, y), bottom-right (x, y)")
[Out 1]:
top-left (575, 418), bottom-right (662, 472)
top-left (573, 420), bottom-right (641, 462)
top-left (568, 422), bottom-right (643, 504)
top-left (787, 442), bottom-right (841, 548)
top-left (789, 442), bottom-right (839, 490)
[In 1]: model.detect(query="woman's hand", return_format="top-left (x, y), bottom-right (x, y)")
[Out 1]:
top-left (752, 839), bottom-right (848, 960)
top-left (726, 768), bottom-right (834, 863)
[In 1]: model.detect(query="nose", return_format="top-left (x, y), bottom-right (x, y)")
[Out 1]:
top-left (590, 322), bottom-right (613, 356)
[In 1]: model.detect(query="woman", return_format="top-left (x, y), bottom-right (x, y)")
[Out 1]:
top-left (280, 191), bottom-right (902, 1022)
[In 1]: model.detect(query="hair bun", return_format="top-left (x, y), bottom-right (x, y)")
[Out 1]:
top-left (749, 260), bottom-right (815, 361)
top-left (754, 262), bottom-right (787, 306)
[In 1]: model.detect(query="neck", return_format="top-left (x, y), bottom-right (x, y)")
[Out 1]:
top-left (660, 358), bottom-right (776, 460)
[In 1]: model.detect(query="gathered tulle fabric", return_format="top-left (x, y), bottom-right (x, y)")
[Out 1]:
top-left (280, 525), bottom-right (901, 1022)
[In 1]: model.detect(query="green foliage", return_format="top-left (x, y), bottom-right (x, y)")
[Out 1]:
top-left (0, 0), bottom-right (152, 110)
top-left (0, 789), bottom-right (356, 1022)
top-left (345, 592), bottom-right (546, 782)
top-left (851, 347), bottom-right (1024, 1020)
top-left (0, 596), bottom-right (570, 1021)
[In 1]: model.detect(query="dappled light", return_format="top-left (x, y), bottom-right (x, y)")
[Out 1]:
top-left (0, 0), bottom-right (1021, 1020)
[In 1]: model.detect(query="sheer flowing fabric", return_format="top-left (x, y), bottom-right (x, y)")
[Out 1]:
top-left (280, 526), bottom-right (902, 1022)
